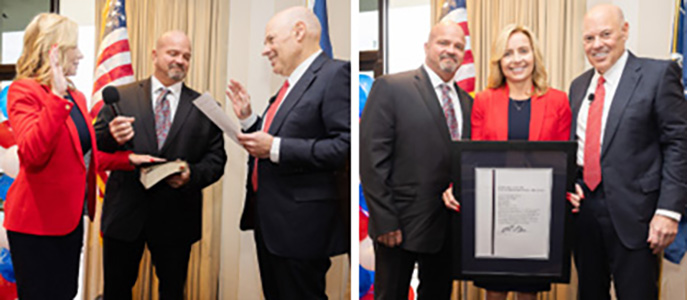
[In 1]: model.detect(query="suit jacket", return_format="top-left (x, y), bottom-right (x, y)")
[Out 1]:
top-left (472, 86), bottom-right (571, 141)
top-left (570, 52), bottom-right (687, 249)
top-left (95, 78), bottom-right (226, 245)
top-left (239, 53), bottom-right (350, 259)
top-left (4, 79), bottom-right (130, 236)
top-left (360, 67), bottom-right (473, 253)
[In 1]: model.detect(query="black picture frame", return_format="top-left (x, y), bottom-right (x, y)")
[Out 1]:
top-left (451, 141), bottom-right (577, 284)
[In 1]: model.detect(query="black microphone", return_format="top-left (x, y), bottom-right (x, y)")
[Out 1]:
top-left (102, 86), bottom-right (121, 116)
top-left (588, 93), bottom-right (595, 102)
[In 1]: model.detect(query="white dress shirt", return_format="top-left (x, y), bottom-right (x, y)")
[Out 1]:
top-left (423, 64), bottom-right (463, 139)
top-left (151, 75), bottom-right (183, 124)
top-left (576, 50), bottom-right (680, 221)
top-left (240, 50), bottom-right (323, 163)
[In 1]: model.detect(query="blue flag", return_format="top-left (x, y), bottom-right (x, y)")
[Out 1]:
top-left (313, 0), bottom-right (333, 58)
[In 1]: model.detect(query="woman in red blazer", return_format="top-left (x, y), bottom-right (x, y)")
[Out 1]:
top-left (444, 24), bottom-right (571, 300)
top-left (4, 13), bottom-right (156, 300)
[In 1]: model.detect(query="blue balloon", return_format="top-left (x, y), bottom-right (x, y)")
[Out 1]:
top-left (0, 85), bottom-right (9, 119)
top-left (359, 265), bottom-right (374, 298)
top-left (0, 248), bottom-right (14, 283)
top-left (359, 74), bottom-right (374, 118)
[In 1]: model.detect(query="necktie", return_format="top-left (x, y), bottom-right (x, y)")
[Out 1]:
top-left (584, 76), bottom-right (605, 191)
top-left (252, 80), bottom-right (290, 192)
top-left (154, 88), bottom-right (171, 150)
top-left (440, 84), bottom-right (460, 141)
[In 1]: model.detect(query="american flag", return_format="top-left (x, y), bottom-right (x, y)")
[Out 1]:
top-left (90, 0), bottom-right (134, 118)
top-left (90, 0), bottom-right (134, 200)
top-left (441, 0), bottom-right (475, 96)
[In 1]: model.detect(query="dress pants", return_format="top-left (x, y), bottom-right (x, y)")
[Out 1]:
top-left (254, 229), bottom-right (331, 300)
top-left (7, 218), bottom-right (83, 300)
top-left (573, 182), bottom-right (659, 300)
top-left (103, 235), bottom-right (192, 300)
top-left (373, 238), bottom-right (452, 300)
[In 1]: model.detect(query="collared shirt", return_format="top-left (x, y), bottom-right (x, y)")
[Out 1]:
top-left (240, 49), bottom-right (323, 163)
top-left (576, 50), bottom-right (680, 221)
top-left (151, 75), bottom-right (183, 124)
top-left (423, 64), bottom-right (463, 139)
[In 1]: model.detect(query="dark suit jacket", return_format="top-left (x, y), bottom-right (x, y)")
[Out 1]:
top-left (360, 67), bottom-right (473, 253)
top-left (570, 52), bottom-right (687, 249)
top-left (95, 78), bottom-right (226, 245)
top-left (240, 53), bottom-right (350, 259)
top-left (472, 86), bottom-right (571, 141)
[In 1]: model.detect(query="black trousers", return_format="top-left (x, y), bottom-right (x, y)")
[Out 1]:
top-left (102, 235), bottom-right (192, 300)
top-left (573, 183), bottom-right (659, 300)
top-left (254, 229), bottom-right (331, 300)
top-left (373, 239), bottom-right (452, 300)
top-left (7, 218), bottom-right (83, 300)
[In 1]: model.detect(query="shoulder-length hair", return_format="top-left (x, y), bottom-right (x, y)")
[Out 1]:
top-left (486, 24), bottom-right (549, 95)
top-left (15, 13), bottom-right (78, 88)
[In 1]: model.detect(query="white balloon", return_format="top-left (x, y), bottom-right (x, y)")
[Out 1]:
top-left (359, 236), bottom-right (376, 271)
top-left (0, 145), bottom-right (19, 178)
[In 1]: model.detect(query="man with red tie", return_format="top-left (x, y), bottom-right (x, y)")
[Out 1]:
top-left (225, 6), bottom-right (349, 299)
top-left (567, 4), bottom-right (687, 299)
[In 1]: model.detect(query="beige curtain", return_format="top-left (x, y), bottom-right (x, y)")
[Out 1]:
top-left (432, 1), bottom-right (587, 299)
top-left (84, 1), bottom-right (229, 299)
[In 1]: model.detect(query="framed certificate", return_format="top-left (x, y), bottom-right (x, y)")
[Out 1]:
top-left (451, 141), bottom-right (577, 283)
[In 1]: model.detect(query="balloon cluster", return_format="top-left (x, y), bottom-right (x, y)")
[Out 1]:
top-left (0, 84), bottom-right (18, 299)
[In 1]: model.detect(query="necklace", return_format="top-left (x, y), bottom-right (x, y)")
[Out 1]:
top-left (511, 99), bottom-right (529, 111)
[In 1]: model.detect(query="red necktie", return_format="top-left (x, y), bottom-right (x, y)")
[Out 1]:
top-left (252, 80), bottom-right (290, 192)
top-left (584, 76), bottom-right (605, 191)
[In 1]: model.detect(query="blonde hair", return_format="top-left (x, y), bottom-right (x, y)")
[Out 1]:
top-left (486, 24), bottom-right (549, 95)
top-left (15, 13), bottom-right (78, 88)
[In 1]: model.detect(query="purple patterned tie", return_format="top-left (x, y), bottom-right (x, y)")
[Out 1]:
top-left (154, 88), bottom-right (171, 149)
top-left (440, 84), bottom-right (460, 141)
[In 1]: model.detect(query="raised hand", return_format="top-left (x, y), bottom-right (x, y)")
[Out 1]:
top-left (48, 44), bottom-right (67, 96)
top-left (225, 79), bottom-right (252, 120)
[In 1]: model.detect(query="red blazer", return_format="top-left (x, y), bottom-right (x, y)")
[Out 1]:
top-left (4, 79), bottom-right (131, 236)
top-left (472, 86), bottom-right (571, 141)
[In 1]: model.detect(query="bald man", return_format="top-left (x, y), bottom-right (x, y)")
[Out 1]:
top-left (360, 21), bottom-right (472, 300)
top-left (567, 4), bottom-right (687, 299)
top-left (226, 7), bottom-right (349, 299)
top-left (95, 31), bottom-right (226, 300)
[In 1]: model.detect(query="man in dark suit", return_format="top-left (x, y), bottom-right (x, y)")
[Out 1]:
top-left (360, 21), bottom-right (472, 300)
top-left (94, 31), bottom-right (226, 300)
top-left (567, 4), bottom-right (687, 299)
top-left (225, 7), bottom-right (349, 299)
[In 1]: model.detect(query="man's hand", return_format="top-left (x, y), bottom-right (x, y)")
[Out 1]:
top-left (377, 229), bottom-right (403, 247)
top-left (166, 163), bottom-right (190, 189)
top-left (109, 116), bottom-right (135, 145)
top-left (128, 154), bottom-right (165, 166)
top-left (226, 79), bottom-right (252, 120)
top-left (238, 131), bottom-right (273, 159)
top-left (442, 185), bottom-right (460, 212)
top-left (647, 214), bottom-right (679, 254)
top-left (566, 183), bottom-right (584, 213)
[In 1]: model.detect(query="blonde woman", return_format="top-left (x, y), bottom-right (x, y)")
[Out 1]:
top-left (443, 24), bottom-right (571, 300)
top-left (4, 13), bottom-right (155, 299)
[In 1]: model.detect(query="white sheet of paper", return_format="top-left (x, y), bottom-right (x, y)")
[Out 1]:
top-left (192, 92), bottom-right (240, 145)
top-left (475, 168), bottom-right (552, 259)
